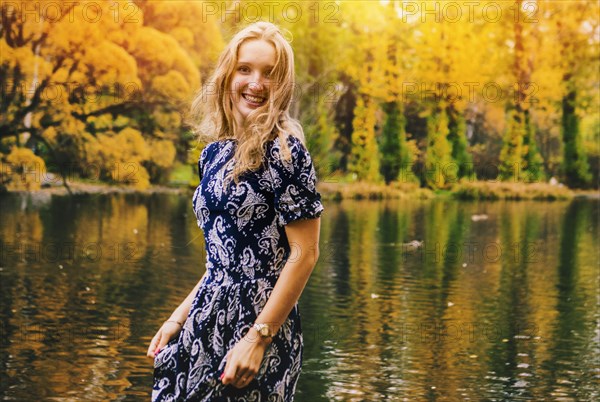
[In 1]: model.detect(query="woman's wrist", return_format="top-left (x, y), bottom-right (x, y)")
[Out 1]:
top-left (168, 307), bottom-right (189, 324)
top-left (245, 327), bottom-right (273, 347)
top-left (165, 319), bottom-right (184, 328)
top-left (166, 310), bottom-right (187, 327)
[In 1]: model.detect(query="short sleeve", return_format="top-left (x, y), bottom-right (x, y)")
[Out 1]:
top-left (268, 135), bottom-right (324, 226)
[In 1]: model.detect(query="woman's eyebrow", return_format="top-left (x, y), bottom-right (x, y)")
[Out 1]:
top-left (237, 60), bottom-right (274, 69)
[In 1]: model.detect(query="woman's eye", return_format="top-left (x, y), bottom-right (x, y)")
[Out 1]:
top-left (238, 66), bottom-right (250, 73)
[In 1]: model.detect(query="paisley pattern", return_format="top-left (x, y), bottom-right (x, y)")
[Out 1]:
top-left (152, 135), bottom-right (324, 401)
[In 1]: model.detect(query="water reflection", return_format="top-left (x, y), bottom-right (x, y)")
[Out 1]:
top-left (0, 194), bottom-right (597, 400)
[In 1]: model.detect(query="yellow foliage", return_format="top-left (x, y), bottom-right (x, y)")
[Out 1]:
top-left (42, 127), bottom-right (58, 142)
top-left (169, 27), bottom-right (194, 49)
top-left (87, 114), bottom-right (115, 132)
top-left (130, 26), bottom-right (200, 92)
top-left (83, 128), bottom-right (150, 186)
top-left (82, 41), bottom-right (139, 86)
top-left (111, 161), bottom-right (150, 190)
top-left (2, 148), bottom-right (47, 191)
top-left (152, 111), bottom-right (182, 133)
top-left (3, 0), bottom-right (215, 189)
top-left (141, 0), bottom-right (223, 69)
top-left (114, 128), bottom-right (150, 162)
top-left (149, 140), bottom-right (176, 169)
top-left (151, 70), bottom-right (191, 101)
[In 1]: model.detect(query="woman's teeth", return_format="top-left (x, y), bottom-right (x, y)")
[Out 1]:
top-left (242, 93), bottom-right (266, 104)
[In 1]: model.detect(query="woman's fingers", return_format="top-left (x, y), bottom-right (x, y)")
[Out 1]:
top-left (223, 361), bottom-right (257, 388)
top-left (221, 351), bottom-right (236, 385)
top-left (232, 369), bottom-right (254, 388)
top-left (147, 331), bottom-right (161, 358)
top-left (156, 332), bottom-right (167, 352)
top-left (220, 339), bottom-right (264, 388)
top-left (147, 322), bottom-right (183, 359)
top-left (232, 368), bottom-right (248, 388)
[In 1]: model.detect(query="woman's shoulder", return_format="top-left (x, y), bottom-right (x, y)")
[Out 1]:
top-left (206, 138), bottom-right (237, 149)
top-left (201, 138), bottom-right (235, 158)
top-left (265, 133), bottom-right (315, 177)
top-left (198, 139), bottom-right (237, 172)
top-left (269, 133), bottom-right (304, 147)
top-left (266, 134), bottom-right (308, 160)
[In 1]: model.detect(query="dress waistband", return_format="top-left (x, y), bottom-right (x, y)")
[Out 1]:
top-left (202, 268), bottom-right (281, 287)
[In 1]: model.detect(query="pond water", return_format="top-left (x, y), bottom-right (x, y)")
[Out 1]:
top-left (0, 193), bottom-right (598, 401)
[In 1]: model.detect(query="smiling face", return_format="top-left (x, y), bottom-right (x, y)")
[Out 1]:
top-left (230, 39), bottom-right (277, 131)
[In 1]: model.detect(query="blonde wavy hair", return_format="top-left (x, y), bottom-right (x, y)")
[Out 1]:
top-left (188, 21), bottom-right (304, 185)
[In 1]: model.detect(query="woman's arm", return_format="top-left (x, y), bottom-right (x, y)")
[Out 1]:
top-left (146, 270), bottom-right (208, 358)
top-left (167, 270), bottom-right (207, 323)
top-left (252, 217), bottom-right (321, 334)
top-left (221, 217), bottom-right (321, 387)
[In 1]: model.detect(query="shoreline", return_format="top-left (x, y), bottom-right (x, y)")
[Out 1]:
top-left (2, 182), bottom-right (187, 196)
top-left (2, 180), bottom-right (598, 200)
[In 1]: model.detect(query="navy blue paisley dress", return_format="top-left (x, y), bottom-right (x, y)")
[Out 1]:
top-left (152, 134), bottom-right (324, 401)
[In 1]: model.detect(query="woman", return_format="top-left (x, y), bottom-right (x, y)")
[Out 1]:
top-left (147, 21), bottom-right (324, 401)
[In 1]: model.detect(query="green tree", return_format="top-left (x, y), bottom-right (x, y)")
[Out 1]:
top-left (552, 1), bottom-right (596, 187)
top-left (562, 90), bottom-right (592, 187)
top-left (379, 101), bottom-right (409, 184)
top-left (447, 104), bottom-right (473, 180)
top-left (425, 105), bottom-right (453, 189)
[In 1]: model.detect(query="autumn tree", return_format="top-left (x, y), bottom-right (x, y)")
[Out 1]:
top-left (1, 0), bottom-right (219, 189)
top-left (336, 2), bottom-right (388, 182)
top-left (406, 1), bottom-right (476, 189)
top-left (278, 1), bottom-right (343, 181)
top-left (1, 1), bottom-right (141, 189)
top-left (378, 1), bottom-right (410, 185)
top-left (499, 0), bottom-right (545, 182)
top-left (550, 0), bottom-right (597, 188)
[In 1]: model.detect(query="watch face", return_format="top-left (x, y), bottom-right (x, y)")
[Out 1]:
top-left (259, 326), bottom-right (269, 336)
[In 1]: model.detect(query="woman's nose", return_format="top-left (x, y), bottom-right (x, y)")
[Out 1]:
top-left (248, 80), bottom-right (264, 92)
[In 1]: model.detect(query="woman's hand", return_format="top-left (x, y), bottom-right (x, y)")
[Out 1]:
top-left (220, 327), bottom-right (271, 388)
top-left (146, 320), bottom-right (183, 359)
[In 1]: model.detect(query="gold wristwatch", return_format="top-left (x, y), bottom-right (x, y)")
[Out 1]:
top-left (253, 323), bottom-right (274, 340)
